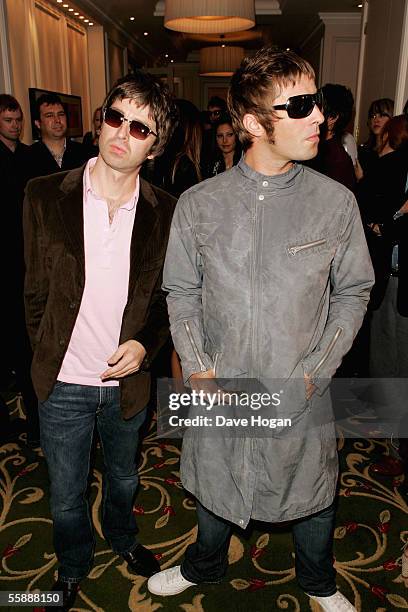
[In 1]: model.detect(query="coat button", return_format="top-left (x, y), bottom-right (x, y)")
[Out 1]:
top-left (239, 519), bottom-right (244, 525)
top-left (262, 180), bottom-right (268, 187)
top-left (69, 302), bottom-right (76, 309)
top-left (258, 194), bottom-right (264, 201)
top-left (59, 339), bottom-right (65, 346)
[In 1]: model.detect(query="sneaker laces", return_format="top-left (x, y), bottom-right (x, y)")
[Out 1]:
top-left (166, 566), bottom-right (184, 584)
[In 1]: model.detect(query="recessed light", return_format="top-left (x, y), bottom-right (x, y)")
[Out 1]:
top-left (68, 7), bottom-right (73, 11)
top-left (84, 19), bottom-right (89, 22)
top-left (221, 44), bottom-right (226, 48)
top-left (63, 3), bottom-right (68, 7)
top-left (89, 22), bottom-right (94, 26)
top-left (74, 11), bottom-right (79, 15)
top-left (170, 59), bottom-right (174, 63)
top-left (57, 0), bottom-right (63, 3)
top-left (143, 31), bottom-right (149, 36)
top-left (165, 54), bottom-right (169, 58)
top-left (286, 47), bottom-right (290, 51)
top-left (79, 15), bottom-right (84, 19)
top-left (130, 16), bottom-right (135, 21)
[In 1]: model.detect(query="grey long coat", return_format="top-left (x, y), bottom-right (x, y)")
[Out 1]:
top-left (163, 159), bottom-right (374, 527)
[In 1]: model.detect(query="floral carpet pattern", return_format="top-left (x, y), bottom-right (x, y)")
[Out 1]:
top-left (1, 392), bottom-right (408, 611)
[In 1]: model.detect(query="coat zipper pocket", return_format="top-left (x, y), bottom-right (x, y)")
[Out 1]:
top-left (288, 239), bottom-right (326, 256)
top-left (213, 352), bottom-right (220, 376)
top-left (183, 321), bottom-right (207, 372)
top-left (309, 326), bottom-right (343, 379)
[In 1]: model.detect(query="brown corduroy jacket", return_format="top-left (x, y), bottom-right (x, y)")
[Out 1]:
top-left (23, 164), bottom-right (176, 419)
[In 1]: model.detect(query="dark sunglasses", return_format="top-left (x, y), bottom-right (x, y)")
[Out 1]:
top-left (103, 107), bottom-right (157, 140)
top-left (270, 91), bottom-right (324, 119)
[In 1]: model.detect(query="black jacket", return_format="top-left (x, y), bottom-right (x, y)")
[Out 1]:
top-left (26, 139), bottom-right (87, 180)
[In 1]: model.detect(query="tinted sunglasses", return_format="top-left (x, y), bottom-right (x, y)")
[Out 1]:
top-left (271, 91), bottom-right (324, 119)
top-left (103, 107), bottom-right (157, 140)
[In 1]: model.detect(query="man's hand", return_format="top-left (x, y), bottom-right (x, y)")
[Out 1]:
top-left (101, 340), bottom-right (147, 381)
top-left (304, 373), bottom-right (316, 400)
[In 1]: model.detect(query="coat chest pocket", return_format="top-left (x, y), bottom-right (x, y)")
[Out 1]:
top-left (286, 238), bottom-right (327, 258)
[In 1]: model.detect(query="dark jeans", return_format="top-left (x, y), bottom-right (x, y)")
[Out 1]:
top-left (181, 500), bottom-right (337, 597)
top-left (39, 382), bottom-right (147, 583)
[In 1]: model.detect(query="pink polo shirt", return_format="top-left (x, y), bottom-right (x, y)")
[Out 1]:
top-left (58, 157), bottom-right (138, 386)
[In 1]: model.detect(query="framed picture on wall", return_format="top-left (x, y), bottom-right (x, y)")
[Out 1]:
top-left (28, 87), bottom-right (83, 139)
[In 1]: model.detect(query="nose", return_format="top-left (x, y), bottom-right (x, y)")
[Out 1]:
top-left (116, 118), bottom-right (130, 139)
top-left (312, 104), bottom-right (324, 125)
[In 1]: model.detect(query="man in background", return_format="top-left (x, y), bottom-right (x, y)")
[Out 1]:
top-left (0, 94), bottom-right (39, 445)
top-left (27, 92), bottom-right (86, 179)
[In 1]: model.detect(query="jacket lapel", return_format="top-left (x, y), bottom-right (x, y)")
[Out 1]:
top-left (127, 179), bottom-right (159, 302)
top-left (57, 166), bottom-right (85, 272)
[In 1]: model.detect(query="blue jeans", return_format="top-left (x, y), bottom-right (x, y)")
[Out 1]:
top-left (39, 382), bottom-right (147, 583)
top-left (181, 500), bottom-right (337, 597)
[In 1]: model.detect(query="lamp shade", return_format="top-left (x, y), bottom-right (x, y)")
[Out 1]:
top-left (165, 0), bottom-right (255, 33)
top-left (200, 46), bottom-right (245, 76)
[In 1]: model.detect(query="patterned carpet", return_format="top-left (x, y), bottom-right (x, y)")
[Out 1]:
top-left (1, 391), bottom-right (408, 612)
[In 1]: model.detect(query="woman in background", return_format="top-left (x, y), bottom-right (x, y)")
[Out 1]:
top-left (154, 99), bottom-right (202, 198)
top-left (82, 106), bottom-right (102, 159)
top-left (207, 113), bottom-right (241, 177)
top-left (357, 98), bottom-right (394, 178)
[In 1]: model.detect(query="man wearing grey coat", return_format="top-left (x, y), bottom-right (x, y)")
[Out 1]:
top-left (148, 49), bottom-right (374, 611)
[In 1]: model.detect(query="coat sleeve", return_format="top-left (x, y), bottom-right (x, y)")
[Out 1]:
top-left (133, 271), bottom-right (170, 368)
top-left (163, 191), bottom-right (213, 382)
top-left (302, 193), bottom-right (375, 391)
top-left (23, 181), bottom-right (49, 349)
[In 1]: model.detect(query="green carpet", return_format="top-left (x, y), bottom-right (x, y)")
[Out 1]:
top-left (1, 392), bottom-right (408, 611)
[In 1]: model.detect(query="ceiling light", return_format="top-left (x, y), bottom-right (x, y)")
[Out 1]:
top-left (79, 15), bottom-right (84, 19)
top-left (221, 44), bottom-right (226, 47)
top-left (63, 3), bottom-right (68, 7)
top-left (130, 16), bottom-right (135, 21)
top-left (144, 31), bottom-right (149, 35)
top-left (165, 53), bottom-right (169, 58)
top-left (89, 22), bottom-right (94, 26)
top-left (68, 7), bottom-right (74, 11)
top-left (358, 2), bottom-right (362, 6)
top-left (200, 46), bottom-right (244, 76)
top-left (84, 18), bottom-right (89, 22)
top-left (57, 0), bottom-right (63, 3)
top-left (170, 59), bottom-right (174, 63)
top-left (74, 11), bottom-right (79, 15)
top-left (165, 0), bottom-right (255, 34)
top-left (286, 47), bottom-right (290, 51)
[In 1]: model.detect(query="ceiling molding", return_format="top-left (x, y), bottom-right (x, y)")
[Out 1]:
top-left (154, 1), bottom-right (282, 17)
top-left (318, 12), bottom-right (362, 26)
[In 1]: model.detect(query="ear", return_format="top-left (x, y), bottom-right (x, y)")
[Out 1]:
top-left (242, 113), bottom-right (265, 139)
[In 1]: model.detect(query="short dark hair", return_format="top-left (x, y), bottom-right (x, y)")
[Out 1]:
top-left (0, 94), bottom-right (22, 115)
top-left (228, 47), bottom-right (315, 151)
top-left (208, 96), bottom-right (227, 110)
top-left (321, 83), bottom-right (354, 138)
top-left (102, 71), bottom-right (177, 157)
top-left (34, 93), bottom-right (65, 121)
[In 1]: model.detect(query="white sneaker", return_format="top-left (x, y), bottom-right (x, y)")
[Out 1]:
top-left (309, 590), bottom-right (356, 611)
top-left (147, 565), bottom-right (196, 596)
